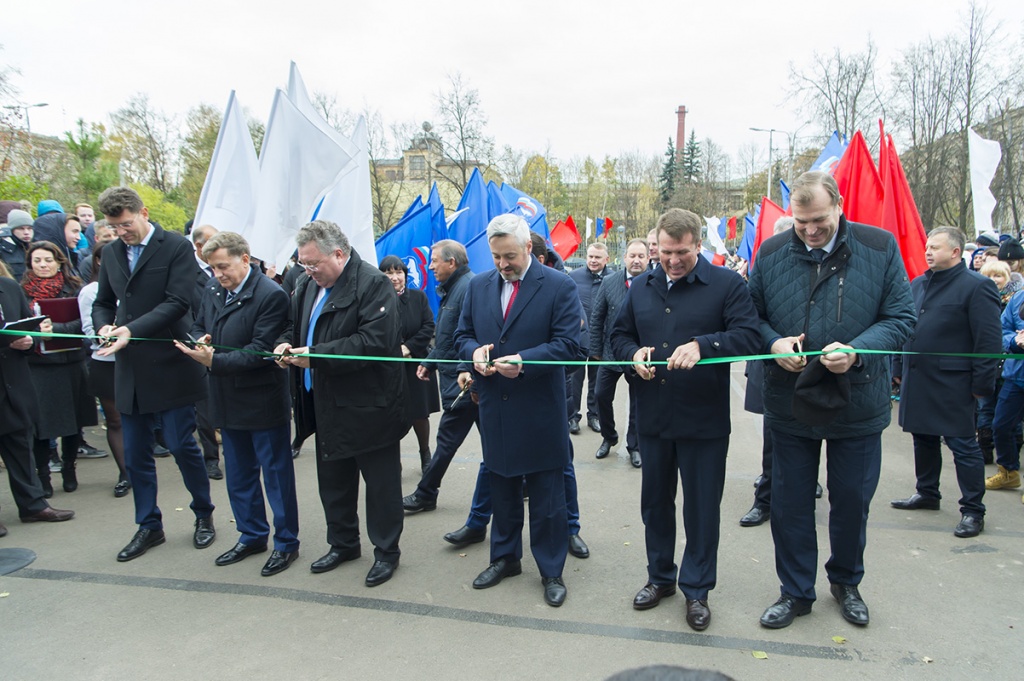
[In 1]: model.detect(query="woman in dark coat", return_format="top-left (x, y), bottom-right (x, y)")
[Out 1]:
top-left (379, 255), bottom-right (439, 471)
top-left (21, 241), bottom-right (97, 495)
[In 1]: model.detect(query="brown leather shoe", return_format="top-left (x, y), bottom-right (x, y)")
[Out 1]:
top-left (686, 598), bottom-right (711, 631)
top-left (20, 506), bottom-right (75, 523)
top-left (633, 582), bottom-right (676, 610)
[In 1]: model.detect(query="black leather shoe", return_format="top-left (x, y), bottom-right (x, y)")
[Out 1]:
top-left (215, 541), bottom-right (267, 566)
top-left (61, 463), bottom-right (78, 493)
top-left (830, 583), bottom-right (869, 625)
top-left (291, 447), bottom-right (301, 459)
top-left (310, 547), bottom-right (361, 573)
top-left (473, 558), bottom-right (522, 589)
top-left (753, 474), bottom-right (763, 488)
top-left (403, 493), bottom-right (437, 514)
top-left (569, 418), bottom-right (581, 435)
top-left (117, 528), bottom-right (166, 562)
top-left (262, 550), bottom-right (299, 576)
top-left (568, 534), bottom-right (590, 559)
top-left (20, 506), bottom-right (75, 523)
top-left (628, 448), bottom-right (641, 468)
top-left (113, 478), bottom-right (132, 498)
top-left (686, 599), bottom-right (711, 631)
top-left (632, 583), bottom-right (676, 610)
top-left (444, 525), bottom-right (486, 546)
top-left (587, 416), bottom-right (601, 433)
top-left (193, 517), bottom-right (216, 549)
top-left (205, 460), bottom-right (224, 480)
top-left (890, 493), bottom-right (940, 511)
top-left (365, 559), bottom-right (398, 587)
top-left (760, 594), bottom-right (813, 628)
top-left (954, 514), bottom-right (984, 538)
top-left (542, 576), bottom-right (567, 607)
top-left (595, 439), bottom-right (616, 459)
top-left (815, 482), bottom-right (823, 499)
top-left (740, 506), bottom-right (770, 527)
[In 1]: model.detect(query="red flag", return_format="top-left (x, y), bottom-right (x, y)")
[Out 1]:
top-left (750, 197), bottom-right (785, 268)
top-left (883, 135), bottom-right (928, 280)
top-left (605, 217), bottom-right (614, 233)
top-left (833, 131), bottom-right (883, 228)
top-left (726, 216), bottom-right (737, 240)
top-left (550, 215), bottom-right (582, 261)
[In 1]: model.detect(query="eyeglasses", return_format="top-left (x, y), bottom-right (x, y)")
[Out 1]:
top-left (297, 259), bottom-right (326, 273)
top-left (109, 217), bottom-right (137, 231)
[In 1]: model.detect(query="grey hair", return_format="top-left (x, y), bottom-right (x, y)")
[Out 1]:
top-left (626, 238), bottom-right (648, 250)
top-left (929, 226), bottom-right (966, 253)
top-left (202, 231), bottom-right (250, 259)
top-left (774, 216), bottom-right (795, 234)
top-left (192, 224), bottom-right (218, 245)
top-left (486, 214), bottom-right (530, 247)
top-left (432, 239), bottom-right (469, 267)
top-left (296, 219), bottom-right (351, 256)
top-left (791, 171), bottom-right (841, 207)
top-left (587, 242), bottom-right (609, 254)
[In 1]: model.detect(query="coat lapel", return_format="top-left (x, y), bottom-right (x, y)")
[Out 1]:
top-left (501, 256), bottom-right (543, 331)
top-left (129, 224), bottom-right (163, 279)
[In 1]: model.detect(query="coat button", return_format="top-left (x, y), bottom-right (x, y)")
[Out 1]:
top-left (662, 342), bottom-right (669, 348)
top-left (126, 292), bottom-right (132, 298)
top-left (665, 308), bottom-right (671, 314)
top-left (502, 394), bottom-right (508, 401)
top-left (713, 341), bottom-right (720, 348)
top-left (127, 314), bottom-right (133, 320)
top-left (660, 378), bottom-right (666, 384)
top-left (500, 338), bottom-right (507, 344)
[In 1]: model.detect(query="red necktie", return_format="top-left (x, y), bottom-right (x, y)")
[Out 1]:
top-left (625, 277), bottom-right (631, 289)
top-left (504, 280), bottom-right (520, 320)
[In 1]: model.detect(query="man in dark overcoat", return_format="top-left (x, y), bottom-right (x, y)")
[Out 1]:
top-left (274, 220), bottom-right (407, 588)
top-left (177, 231), bottom-right (300, 576)
top-left (892, 226), bottom-right (1001, 537)
top-left (93, 186), bottom-right (215, 562)
top-left (454, 214), bottom-right (580, 607)
top-left (610, 208), bottom-right (760, 631)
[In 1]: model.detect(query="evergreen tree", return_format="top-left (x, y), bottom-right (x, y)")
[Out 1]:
top-left (658, 137), bottom-right (678, 207)
top-left (680, 130), bottom-right (702, 184)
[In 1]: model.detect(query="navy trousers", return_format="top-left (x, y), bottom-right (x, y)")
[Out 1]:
top-left (594, 366), bottom-right (639, 450)
top-left (416, 401), bottom-right (480, 501)
top-left (465, 454), bottom-right (580, 534)
top-left (1, 428), bottom-right (48, 517)
top-left (753, 420), bottom-right (773, 510)
top-left (122, 404), bottom-right (214, 531)
top-left (770, 430), bottom-right (881, 602)
top-left (910, 433), bottom-right (985, 518)
top-left (639, 435), bottom-right (728, 601)
top-left (221, 424), bottom-right (300, 552)
top-left (488, 467), bottom-right (568, 578)
top-left (569, 362), bottom-right (599, 422)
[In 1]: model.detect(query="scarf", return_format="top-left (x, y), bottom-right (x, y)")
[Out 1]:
top-left (22, 270), bottom-right (65, 304)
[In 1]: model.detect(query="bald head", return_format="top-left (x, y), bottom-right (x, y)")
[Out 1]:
top-left (192, 224), bottom-right (219, 263)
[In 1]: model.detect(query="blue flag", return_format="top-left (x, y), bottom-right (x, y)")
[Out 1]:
top-left (810, 131), bottom-right (848, 175)
top-left (375, 203), bottom-right (441, 314)
top-left (780, 180), bottom-right (791, 211)
top-left (737, 212), bottom-right (757, 262)
top-left (448, 168), bottom-right (488, 245)
top-left (595, 218), bottom-right (605, 238)
top-left (427, 183), bottom-right (448, 243)
top-left (500, 183), bottom-right (549, 239)
top-left (400, 195), bottom-right (424, 222)
top-left (486, 180), bottom-right (511, 221)
top-left (464, 227), bottom-right (494, 275)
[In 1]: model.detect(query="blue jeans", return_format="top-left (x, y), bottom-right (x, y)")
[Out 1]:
top-left (992, 380), bottom-right (1024, 471)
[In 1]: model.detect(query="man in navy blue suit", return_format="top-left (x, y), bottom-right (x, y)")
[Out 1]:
top-left (454, 214), bottom-right (580, 607)
top-left (611, 208), bottom-right (760, 631)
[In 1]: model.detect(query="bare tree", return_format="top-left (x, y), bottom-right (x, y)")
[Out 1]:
top-left (789, 40), bottom-right (882, 145)
top-left (495, 145), bottom-right (525, 187)
top-left (109, 93), bottom-right (179, 193)
top-left (364, 108), bottom-right (412, 233)
top-left (312, 91), bottom-right (357, 137)
top-left (433, 72), bottom-right (494, 191)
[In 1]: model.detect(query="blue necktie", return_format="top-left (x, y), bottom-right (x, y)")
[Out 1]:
top-left (128, 245), bottom-right (142, 272)
top-left (304, 287), bottom-right (332, 391)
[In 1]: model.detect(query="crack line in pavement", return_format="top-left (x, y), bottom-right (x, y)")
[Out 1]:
top-left (11, 568), bottom-right (852, 661)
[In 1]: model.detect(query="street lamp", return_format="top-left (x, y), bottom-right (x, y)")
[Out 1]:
top-left (3, 102), bottom-right (48, 136)
top-left (750, 127), bottom-right (779, 200)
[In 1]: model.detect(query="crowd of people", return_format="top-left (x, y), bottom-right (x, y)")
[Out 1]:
top-left (0, 171), bottom-right (1019, 633)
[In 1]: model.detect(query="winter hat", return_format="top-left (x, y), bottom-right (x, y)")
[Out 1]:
top-left (976, 231), bottom-right (1001, 247)
top-left (37, 199), bottom-right (64, 216)
top-left (6, 209), bottom-right (33, 230)
top-left (998, 239), bottom-right (1024, 262)
top-left (791, 356), bottom-right (851, 427)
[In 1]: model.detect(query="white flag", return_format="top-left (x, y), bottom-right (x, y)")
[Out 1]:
top-left (968, 128), bottom-right (1001, 234)
top-left (249, 89), bottom-right (356, 269)
top-left (703, 216), bottom-right (728, 255)
top-left (585, 217), bottom-right (593, 239)
top-left (193, 91), bottom-right (258, 234)
top-left (285, 62), bottom-right (374, 264)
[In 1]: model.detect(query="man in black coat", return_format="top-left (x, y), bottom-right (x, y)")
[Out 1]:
top-left (567, 243), bottom-right (609, 433)
top-left (891, 227), bottom-right (1001, 537)
top-left (274, 220), bottom-right (407, 588)
top-left (611, 208), bottom-right (760, 632)
top-left (93, 186), bottom-right (215, 562)
top-left (590, 238), bottom-right (648, 467)
top-left (176, 232), bottom-right (300, 576)
top-left (0, 277), bottom-right (75, 534)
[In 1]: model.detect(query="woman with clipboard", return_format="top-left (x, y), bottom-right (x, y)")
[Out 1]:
top-left (21, 241), bottom-right (96, 496)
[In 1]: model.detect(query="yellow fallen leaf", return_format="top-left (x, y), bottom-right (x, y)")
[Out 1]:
top-left (624, 542), bottom-right (631, 546)
top-left (0, 592), bottom-right (9, 598)
top-left (229, 519), bottom-right (235, 523)
top-left (175, 507), bottom-right (184, 512)
top-left (832, 636), bottom-right (847, 644)
top-left (922, 657), bottom-right (933, 664)
top-left (458, 553), bottom-right (467, 557)
top-left (752, 651), bottom-right (768, 659)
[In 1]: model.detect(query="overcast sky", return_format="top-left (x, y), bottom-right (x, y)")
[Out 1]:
top-left (4, 0), bottom-right (1024, 170)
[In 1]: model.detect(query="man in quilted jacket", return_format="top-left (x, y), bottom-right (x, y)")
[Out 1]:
top-left (748, 171), bottom-right (916, 630)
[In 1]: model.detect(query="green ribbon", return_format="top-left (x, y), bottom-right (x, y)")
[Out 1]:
top-left (1, 327), bottom-right (1014, 366)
